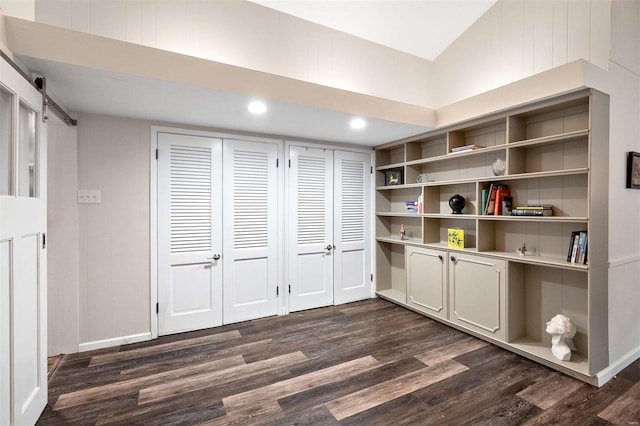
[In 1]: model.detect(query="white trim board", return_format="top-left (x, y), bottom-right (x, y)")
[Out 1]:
top-left (596, 346), bottom-right (640, 386)
top-left (78, 332), bottom-right (151, 352)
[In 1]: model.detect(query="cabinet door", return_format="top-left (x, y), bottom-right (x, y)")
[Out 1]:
top-left (406, 246), bottom-right (447, 320)
top-left (449, 253), bottom-right (506, 340)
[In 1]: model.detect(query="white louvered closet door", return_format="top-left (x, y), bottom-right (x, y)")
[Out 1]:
top-left (289, 146), bottom-right (334, 312)
top-left (157, 132), bottom-right (223, 335)
top-left (222, 140), bottom-right (279, 324)
top-left (334, 150), bottom-right (372, 304)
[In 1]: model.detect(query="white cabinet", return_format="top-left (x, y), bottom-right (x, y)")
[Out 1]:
top-left (448, 253), bottom-right (505, 341)
top-left (406, 246), bottom-right (447, 320)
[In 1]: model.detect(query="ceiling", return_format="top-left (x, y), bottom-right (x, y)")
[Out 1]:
top-left (249, 0), bottom-right (497, 61)
top-left (12, 1), bottom-right (496, 146)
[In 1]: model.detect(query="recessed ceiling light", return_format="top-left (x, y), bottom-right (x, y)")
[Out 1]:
top-left (248, 101), bottom-right (267, 114)
top-left (350, 118), bottom-right (366, 129)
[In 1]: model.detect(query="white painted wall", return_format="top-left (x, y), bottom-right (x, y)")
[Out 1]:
top-left (76, 114), bottom-right (150, 346)
top-left (47, 116), bottom-right (79, 355)
top-left (606, 0), bottom-right (640, 364)
top-left (0, 0), bottom-right (34, 21)
top-left (31, 0), bottom-right (432, 108)
top-left (432, 0), bottom-right (611, 108)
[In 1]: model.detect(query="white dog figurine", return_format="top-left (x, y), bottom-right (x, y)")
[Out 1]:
top-left (545, 314), bottom-right (576, 361)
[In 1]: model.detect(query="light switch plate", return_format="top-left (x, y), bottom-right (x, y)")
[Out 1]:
top-left (78, 190), bottom-right (101, 204)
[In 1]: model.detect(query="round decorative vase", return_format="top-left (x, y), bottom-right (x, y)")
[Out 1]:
top-left (449, 194), bottom-right (466, 214)
top-left (492, 157), bottom-right (506, 176)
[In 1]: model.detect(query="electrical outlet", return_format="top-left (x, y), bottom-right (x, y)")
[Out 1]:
top-left (77, 190), bottom-right (101, 204)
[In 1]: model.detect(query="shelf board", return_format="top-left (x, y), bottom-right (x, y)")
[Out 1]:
top-left (376, 183), bottom-right (423, 191)
top-left (423, 242), bottom-right (478, 252)
top-left (376, 212), bottom-right (423, 218)
top-left (509, 338), bottom-right (589, 376)
top-left (477, 215), bottom-right (588, 223)
top-left (405, 144), bottom-right (507, 167)
top-left (377, 169), bottom-right (588, 190)
top-left (480, 168), bottom-right (589, 183)
top-left (422, 213), bottom-right (478, 219)
top-left (508, 129), bottom-right (589, 148)
top-left (481, 250), bottom-right (589, 270)
top-left (376, 289), bottom-right (406, 304)
top-left (375, 162), bottom-right (405, 171)
top-left (376, 236), bottom-right (421, 245)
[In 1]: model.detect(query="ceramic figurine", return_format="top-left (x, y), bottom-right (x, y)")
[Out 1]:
top-left (545, 314), bottom-right (576, 361)
top-left (400, 224), bottom-right (408, 240)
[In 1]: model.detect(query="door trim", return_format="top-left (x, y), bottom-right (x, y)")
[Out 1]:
top-left (150, 126), bottom-right (284, 338)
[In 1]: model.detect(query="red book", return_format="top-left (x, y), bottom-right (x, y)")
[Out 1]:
top-left (485, 184), bottom-right (497, 215)
top-left (494, 188), bottom-right (510, 215)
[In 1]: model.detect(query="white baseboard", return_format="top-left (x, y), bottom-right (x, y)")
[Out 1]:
top-left (78, 332), bottom-right (152, 352)
top-left (597, 346), bottom-right (640, 386)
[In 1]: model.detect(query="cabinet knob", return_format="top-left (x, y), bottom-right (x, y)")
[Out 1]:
top-left (208, 254), bottom-right (221, 261)
top-left (450, 256), bottom-right (456, 262)
top-left (326, 244), bottom-right (333, 251)
top-left (438, 255), bottom-right (443, 261)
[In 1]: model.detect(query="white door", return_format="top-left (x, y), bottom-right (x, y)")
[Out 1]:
top-left (222, 139), bottom-right (279, 323)
top-left (333, 150), bottom-right (372, 305)
top-left (0, 71), bottom-right (47, 425)
top-left (289, 146), bottom-right (334, 312)
top-left (157, 132), bottom-right (223, 335)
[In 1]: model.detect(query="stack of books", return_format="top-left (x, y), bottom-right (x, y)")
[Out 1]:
top-left (510, 205), bottom-right (553, 216)
top-left (450, 144), bottom-right (483, 154)
top-left (567, 231), bottom-right (588, 264)
top-left (483, 184), bottom-right (510, 215)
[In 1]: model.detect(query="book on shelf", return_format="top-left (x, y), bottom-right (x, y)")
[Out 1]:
top-left (567, 231), bottom-right (588, 264)
top-left (485, 184), bottom-right (508, 215)
top-left (447, 228), bottom-right (464, 248)
top-left (494, 187), bottom-right (511, 215)
top-left (481, 189), bottom-right (489, 216)
top-left (513, 204), bottom-right (553, 210)
top-left (450, 144), bottom-right (484, 153)
top-left (511, 204), bottom-right (553, 216)
top-left (511, 208), bottom-right (553, 216)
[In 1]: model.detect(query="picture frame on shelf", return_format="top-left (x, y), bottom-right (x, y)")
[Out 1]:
top-left (626, 151), bottom-right (640, 189)
top-left (384, 168), bottom-right (403, 186)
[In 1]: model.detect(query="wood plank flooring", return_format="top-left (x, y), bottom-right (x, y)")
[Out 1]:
top-left (38, 299), bottom-right (640, 425)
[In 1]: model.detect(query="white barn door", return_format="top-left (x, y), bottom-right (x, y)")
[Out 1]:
top-left (157, 132), bottom-right (223, 335)
top-left (0, 67), bottom-right (47, 426)
top-left (222, 139), bottom-right (279, 323)
top-left (334, 150), bottom-right (372, 304)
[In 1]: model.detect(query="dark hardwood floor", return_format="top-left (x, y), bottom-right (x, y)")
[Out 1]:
top-left (39, 299), bottom-right (639, 425)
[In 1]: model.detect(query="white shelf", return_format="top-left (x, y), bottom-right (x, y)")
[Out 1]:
top-left (376, 212), bottom-right (423, 218)
top-left (508, 129), bottom-right (589, 149)
top-left (509, 338), bottom-right (589, 376)
top-left (405, 144), bottom-right (507, 166)
top-left (375, 162), bottom-right (405, 171)
top-left (376, 236), bottom-right (421, 245)
top-left (377, 168), bottom-right (588, 190)
top-left (376, 289), bottom-right (406, 304)
top-left (482, 250), bottom-right (588, 270)
top-left (477, 215), bottom-right (588, 223)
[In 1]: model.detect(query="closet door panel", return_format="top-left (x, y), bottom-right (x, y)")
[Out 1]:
top-left (334, 150), bottom-right (372, 304)
top-left (289, 146), bottom-right (334, 312)
top-left (223, 140), bottom-right (278, 323)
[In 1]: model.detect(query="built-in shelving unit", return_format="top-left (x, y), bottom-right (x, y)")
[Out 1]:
top-left (374, 89), bottom-right (609, 384)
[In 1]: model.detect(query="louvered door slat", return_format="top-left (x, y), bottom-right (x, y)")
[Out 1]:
top-left (169, 145), bottom-right (213, 255)
top-left (340, 159), bottom-right (366, 243)
top-left (297, 155), bottom-right (328, 245)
